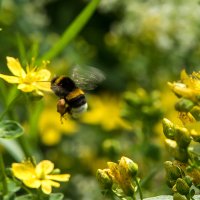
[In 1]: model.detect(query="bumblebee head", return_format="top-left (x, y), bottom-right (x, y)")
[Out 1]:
top-left (51, 76), bottom-right (77, 98)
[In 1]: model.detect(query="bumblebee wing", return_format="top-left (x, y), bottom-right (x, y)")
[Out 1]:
top-left (70, 65), bottom-right (105, 90)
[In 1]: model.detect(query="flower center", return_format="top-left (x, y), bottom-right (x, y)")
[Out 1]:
top-left (21, 71), bottom-right (38, 85)
top-left (37, 170), bottom-right (47, 180)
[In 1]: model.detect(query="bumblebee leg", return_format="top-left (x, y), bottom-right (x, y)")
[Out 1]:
top-left (57, 99), bottom-right (67, 116)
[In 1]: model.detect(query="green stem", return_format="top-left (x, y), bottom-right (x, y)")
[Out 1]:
top-left (0, 154), bottom-right (8, 195)
top-left (39, 0), bottom-right (100, 62)
top-left (134, 178), bottom-right (143, 200)
top-left (0, 91), bottom-right (20, 121)
top-left (131, 195), bottom-right (136, 200)
top-left (0, 0), bottom-right (2, 10)
top-left (18, 135), bottom-right (33, 159)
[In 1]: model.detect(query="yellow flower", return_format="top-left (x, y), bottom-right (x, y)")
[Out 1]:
top-left (0, 57), bottom-right (51, 96)
top-left (168, 69), bottom-right (200, 103)
top-left (12, 160), bottom-right (70, 194)
top-left (81, 94), bottom-right (131, 131)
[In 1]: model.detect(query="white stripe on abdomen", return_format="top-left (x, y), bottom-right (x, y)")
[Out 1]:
top-left (71, 103), bottom-right (88, 118)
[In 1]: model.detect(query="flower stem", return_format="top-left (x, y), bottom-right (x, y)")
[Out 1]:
top-left (0, 91), bottom-right (20, 121)
top-left (0, 154), bottom-right (8, 195)
top-left (134, 178), bottom-right (143, 200)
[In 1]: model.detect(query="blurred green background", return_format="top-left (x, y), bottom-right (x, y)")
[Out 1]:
top-left (1, 0), bottom-right (200, 199)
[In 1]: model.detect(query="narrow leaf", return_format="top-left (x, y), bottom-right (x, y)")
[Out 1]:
top-left (0, 120), bottom-right (24, 139)
top-left (39, 0), bottom-right (100, 61)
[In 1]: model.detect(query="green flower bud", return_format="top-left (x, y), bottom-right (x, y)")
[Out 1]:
top-left (190, 106), bottom-right (200, 121)
top-left (51, 168), bottom-right (61, 174)
top-left (162, 118), bottom-right (176, 140)
top-left (175, 98), bottom-right (194, 112)
top-left (96, 169), bottom-right (113, 189)
top-left (176, 178), bottom-right (190, 195)
top-left (183, 176), bottom-right (193, 187)
top-left (175, 127), bottom-right (191, 148)
top-left (119, 156), bottom-right (138, 179)
top-left (165, 139), bottom-right (178, 157)
top-left (173, 193), bottom-right (187, 200)
top-left (164, 161), bottom-right (182, 180)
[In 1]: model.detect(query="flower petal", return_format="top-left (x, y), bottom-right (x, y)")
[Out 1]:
top-left (41, 181), bottom-right (52, 194)
top-left (12, 162), bottom-right (36, 180)
top-left (35, 69), bottom-right (51, 81)
top-left (17, 84), bottom-right (35, 92)
top-left (0, 74), bottom-right (20, 83)
top-left (6, 57), bottom-right (26, 77)
top-left (41, 180), bottom-right (60, 194)
top-left (23, 179), bottom-right (41, 189)
top-left (36, 160), bottom-right (54, 176)
top-left (34, 82), bottom-right (51, 92)
top-left (46, 174), bottom-right (70, 182)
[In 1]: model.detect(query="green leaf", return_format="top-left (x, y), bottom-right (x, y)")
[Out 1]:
top-left (0, 120), bottom-right (24, 139)
top-left (0, 178), bottom-right (20, 195)
top-left (2, 193), bottom-right (15, 200)
top-left (15, 194), bottom-right (33, 200)
top-left (39, 0), bottom-right (100, 61)
top-left (0, 139), bottom-right (25, 161)
top-left (49, 193), bottom-right (64, 200)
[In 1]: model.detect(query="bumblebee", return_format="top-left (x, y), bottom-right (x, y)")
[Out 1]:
top-left (51, 66), bottom-right (105, 119)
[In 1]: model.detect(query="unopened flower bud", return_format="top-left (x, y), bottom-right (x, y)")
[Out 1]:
top-left (119, 156), bottom-right (138, 179)
top-left (175, 127), bottom-right (191, 148)
top-left (52, 168), bottom-right (61, 174)
top-left (165, 139), bottom-right (188, 161)
top-left (165, 139), bottom-right (177, 157)
top-left (175, 98), bottom-right (194, 112)
top-left (162, 118), bottom-right (176, 140)
top-left (176, 178), bottom-right (190, 195)
top-left (183, 176), bottom-right (192, 187)
top-left (164, 161), bottom-right (182, 181)
top-left (190, 106), bottom-right (200, 121)
top-left (173, 193), bottom-right (187, 200)
top-left (96, 169), bottom-right (113, 189)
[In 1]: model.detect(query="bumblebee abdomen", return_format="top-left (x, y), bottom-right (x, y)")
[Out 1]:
top-left (67, 94), bottom-right (87, 118)
top-left (71, 103), bottom-right (88, 118)
top-left (66, 88), bottom-right (86, 107)
top-left (67, 94), bottom-right (86, 107)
